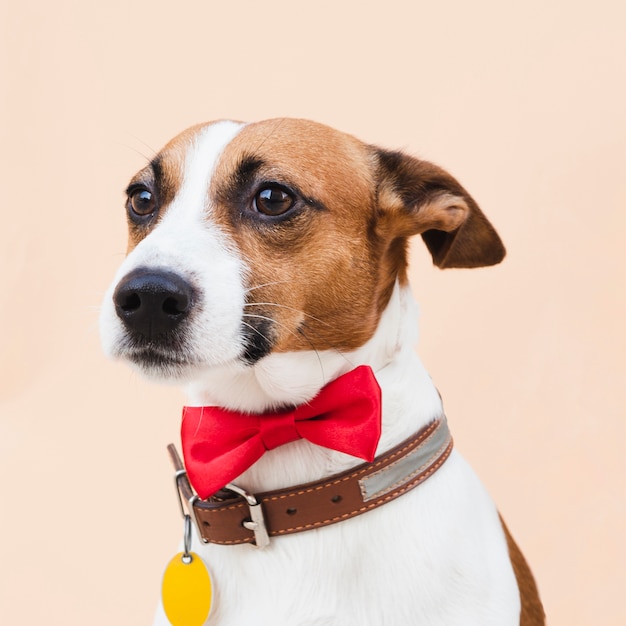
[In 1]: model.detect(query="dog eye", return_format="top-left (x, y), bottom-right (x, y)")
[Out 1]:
top-left (129, 188), bottom-right (156, 217)
top-left (253, 187), bottom-right (295, 216)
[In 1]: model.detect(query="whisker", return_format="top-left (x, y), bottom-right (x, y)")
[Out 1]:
top-left (243, 313), bottom-right (309, 345)
top-left (242, 317), bottom-right (326, 375)
top-left (244, 301), bottom-right (353, 367)
top-left (299, 326), bottom-right (326, 384)
top-left (244, 280), bottom-right (293, 294)
top-left (241, 319), bottom-right (273, 344)
top-left (243, 313), bottom-right (354, 371)
top-left (298, 321), bottom-right (355, 369)
top-left (127, 133), bottom-right (159, 159)
top-left (243, 302), bottom-right (332, 327)
top-left (243, 314), bottom-right (327, 381)
top-left (114, 141), bottom-right (154, 162)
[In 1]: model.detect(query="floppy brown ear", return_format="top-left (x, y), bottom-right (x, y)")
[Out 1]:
top-left (375, 148), bottom-right (505, 268)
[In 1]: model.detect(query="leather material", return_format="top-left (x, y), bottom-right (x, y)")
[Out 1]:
top-left (181, 366), bottom-right (382, 499)
top-left (170, 417), bottom-right (452, 546)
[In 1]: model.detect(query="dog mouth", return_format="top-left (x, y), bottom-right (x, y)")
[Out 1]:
top-left (114, 332), bottom-right (202, 379)
top-left (112, 313), bottom-right (277, 379)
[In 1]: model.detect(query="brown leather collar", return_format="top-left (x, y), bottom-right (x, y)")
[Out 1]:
top-left (169, 416), bottom-right (452, 548)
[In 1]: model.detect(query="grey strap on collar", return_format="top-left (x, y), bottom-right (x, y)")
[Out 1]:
top-left (359, 417), bottom-right (452, 501)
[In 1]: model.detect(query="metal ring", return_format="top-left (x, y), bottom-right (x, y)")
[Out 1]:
top-left (183, 514), bottom-right (192, 558)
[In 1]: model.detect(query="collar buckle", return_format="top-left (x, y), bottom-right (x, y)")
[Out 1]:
top-left (223, 483), bottom-right (271, 549)
top-left (168, 444), bottom-right (270, 548)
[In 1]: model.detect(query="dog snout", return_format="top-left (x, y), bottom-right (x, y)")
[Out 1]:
top-left (113, 268), bottom-right (194, 338)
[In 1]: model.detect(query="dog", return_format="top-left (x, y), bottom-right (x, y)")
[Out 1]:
top-left (100, 118), bottom-right (544, 625)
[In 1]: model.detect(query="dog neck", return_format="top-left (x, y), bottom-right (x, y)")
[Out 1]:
top-left (183, 282), bottom-right (443, 492)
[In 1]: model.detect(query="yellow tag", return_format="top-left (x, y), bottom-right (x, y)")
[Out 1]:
top-left (162, 552), bottom-right (213, 626)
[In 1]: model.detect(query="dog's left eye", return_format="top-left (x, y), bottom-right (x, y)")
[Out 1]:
top-left (253, 187), bottom-right (295, 217)
top-left (129, 188), bottom-right (157, 217)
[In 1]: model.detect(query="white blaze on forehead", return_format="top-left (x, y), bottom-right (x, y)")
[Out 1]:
top-left (124, 120), bottom-right (245, 266)
top-left (167, 120), bottom-right (245, 224)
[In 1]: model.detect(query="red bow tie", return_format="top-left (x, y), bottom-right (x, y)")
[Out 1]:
top-left (181, 365), bottom-right (382, 499)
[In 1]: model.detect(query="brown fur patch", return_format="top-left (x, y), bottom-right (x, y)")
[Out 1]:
top-left (500, 516), bottom-right (546, 625)
top-left (208, 118), bottom-right (392, 354)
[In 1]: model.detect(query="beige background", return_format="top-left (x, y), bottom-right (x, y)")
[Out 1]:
top-left (1, 1), bottom-right (625, 624)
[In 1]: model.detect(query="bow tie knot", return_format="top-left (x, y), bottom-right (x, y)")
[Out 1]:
top-left (181, 366), bottom-right (382, 499)
top-left (257, 411), bottom-right (300, 450)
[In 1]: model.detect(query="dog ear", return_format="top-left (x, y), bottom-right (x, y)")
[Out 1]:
top-left (375, 148), bottom-right (505, 268)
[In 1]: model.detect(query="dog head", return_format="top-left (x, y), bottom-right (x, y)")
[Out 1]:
top-left (100, 119), bottom-right (504, 406)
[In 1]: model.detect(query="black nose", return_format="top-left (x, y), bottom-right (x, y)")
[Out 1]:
top-left (113, 268), bottom-right (194, 338)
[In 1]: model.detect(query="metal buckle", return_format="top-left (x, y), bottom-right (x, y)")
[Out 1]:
top-left (224, 483), bottom-right (270, 549)
top-left (170, 447), bottom-right (269, 548)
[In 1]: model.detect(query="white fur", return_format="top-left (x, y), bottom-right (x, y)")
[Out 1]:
top-left (101, 123), bottom-right (522, 625)
top-left (100, 121), bottom-right (248, 377)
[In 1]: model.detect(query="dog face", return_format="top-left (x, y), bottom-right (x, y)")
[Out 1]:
top-left (100, 118), bottom-right (504, 387)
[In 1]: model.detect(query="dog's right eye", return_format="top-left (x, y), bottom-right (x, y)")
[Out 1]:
top-left (253, 186), bottom-right (295, 217)
top-left (129, 188), bottom-right (157, 217)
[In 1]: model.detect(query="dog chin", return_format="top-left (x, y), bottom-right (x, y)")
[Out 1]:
top-left (116, 345), bottom-right (242, 385)
top-left (126, 355), bottom-right (198, 383)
